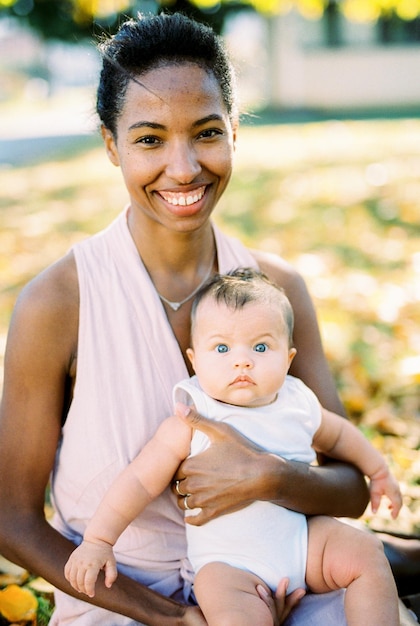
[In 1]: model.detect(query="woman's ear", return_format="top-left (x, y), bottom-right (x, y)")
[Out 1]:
top-left (101, 125), bottom-right (120, 167)
top-left (231, 118), bottom-right (238, 151)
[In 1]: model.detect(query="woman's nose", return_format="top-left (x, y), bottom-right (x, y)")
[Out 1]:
top-left (166, 141), bottom-right (201, 183)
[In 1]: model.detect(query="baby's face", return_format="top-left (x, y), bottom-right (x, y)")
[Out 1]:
top-left (187, 299), bottom-right (296, 407)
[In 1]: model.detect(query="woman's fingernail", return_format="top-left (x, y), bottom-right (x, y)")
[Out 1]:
top-left (256, 584), bottom-right (268, 597)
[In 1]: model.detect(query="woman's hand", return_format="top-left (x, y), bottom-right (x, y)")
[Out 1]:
top-left (173, 404), bottom-right (272, 525)
top-left (173, 403), bottom-right (370, 522)
top-left (257, 579), bottom-right (305, 626)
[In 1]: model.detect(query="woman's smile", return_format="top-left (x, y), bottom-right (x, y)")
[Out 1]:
top-left (105, 63), bottom-right (236, 235)
top-left (159, 185), bottom-right (206, 207)
top-left (157, 184), bottom-right (208, 218)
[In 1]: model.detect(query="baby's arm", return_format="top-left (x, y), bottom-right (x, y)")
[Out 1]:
top-left (313, 407), bottom-right (402, 519)
top-left (64, 413), bottom-right (192, 597)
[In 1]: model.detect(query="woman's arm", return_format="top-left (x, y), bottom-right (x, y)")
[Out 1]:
top-left (313, 407), bottom-right (402, 518)
top-left (0, 255), bottom-right (205, 626)
top-left (174, 251), bottom-right (369, 522)
top-left (255, 250), bottom-right (369, 512)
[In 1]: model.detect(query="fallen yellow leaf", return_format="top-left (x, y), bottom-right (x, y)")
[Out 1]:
top-left (27, 576), bottom-right (55, 595)
top-left (0, 555), bottom-right (29, 587)
top-left (0, 584), bottom-right (38, 622)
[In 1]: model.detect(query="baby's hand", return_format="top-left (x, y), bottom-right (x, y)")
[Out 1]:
top-left (369, 469), bottom-right (403, 519)
top-left (64, 539), bottom-right (118, 597)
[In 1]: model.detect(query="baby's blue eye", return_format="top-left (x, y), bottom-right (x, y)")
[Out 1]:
top-left (254, 343), bottom-right (267, 353)
top-left (216, 344), bottom-right (229, 353)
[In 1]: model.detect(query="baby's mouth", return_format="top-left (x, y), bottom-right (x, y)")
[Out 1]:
top-left (231, 375), bottom-right (254, 385)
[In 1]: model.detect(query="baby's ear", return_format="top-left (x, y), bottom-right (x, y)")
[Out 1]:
top-left (186, 347), bottom-right (195, 369)
top-left (288, 348), bottom-right (297, 368)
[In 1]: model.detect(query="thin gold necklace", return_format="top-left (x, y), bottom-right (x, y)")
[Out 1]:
top-left (157, 255), bottom-right (215, 312)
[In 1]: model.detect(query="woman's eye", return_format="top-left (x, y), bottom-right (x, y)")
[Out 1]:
top-left (136, 135), bottom-right (162, 146)
top-left (199, 128), bottom-right (223, 140)
top-left (254, 343), bottom-right (267, 353)
top-left (216, 344), bottom-right (229, 353)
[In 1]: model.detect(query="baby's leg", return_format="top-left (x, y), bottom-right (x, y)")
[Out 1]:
top-left (193, 561), bottom-right (273, 626)
top-left (306, 516), bottom-right (399, 626)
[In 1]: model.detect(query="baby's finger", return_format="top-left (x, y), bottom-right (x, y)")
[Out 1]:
top-left (65, 561), bottom-right (81, 594)
top-left (83, 568), bottom-right (100, 598)
top-left (73, 566), bottom-right (86, 595)
top-left (63, 559), bottom-right (72, 583)
top-left (392, 491), bottom-right (403, 517)
top-left (389, 499), bottom-right (402, 519)
top-left (370, 491), bottom-right (381, 514)
top-left (104, 561), bottom-right (118, 589)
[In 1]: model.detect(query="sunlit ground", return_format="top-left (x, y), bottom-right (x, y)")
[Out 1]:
top-left (1, 99), bottom-right (419, 540)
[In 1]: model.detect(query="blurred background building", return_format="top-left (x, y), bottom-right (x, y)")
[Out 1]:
top-left (1, 0), bottom-right (420, 126)
top-left (263, 7), bottom-right (420, 113)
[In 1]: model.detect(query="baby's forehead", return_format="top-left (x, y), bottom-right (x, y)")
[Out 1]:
top-left (193, 297), bottom-right (287, 332)
top-left (198, 292), bottom-right (285, 314)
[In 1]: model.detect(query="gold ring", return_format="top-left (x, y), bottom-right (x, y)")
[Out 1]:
top-left (175, 480), bottom-right (187, 497)
top-left (184, 495), bottom-right (191, 510)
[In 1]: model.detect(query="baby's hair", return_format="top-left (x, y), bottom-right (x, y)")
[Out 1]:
top-left (191, 268), bottom-right (295, 348)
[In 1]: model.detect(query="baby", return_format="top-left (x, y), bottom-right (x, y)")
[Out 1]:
top-left (65, 268), bottom-right (402, 626)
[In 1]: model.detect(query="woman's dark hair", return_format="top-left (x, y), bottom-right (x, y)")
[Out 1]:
top-left (97, 12), bottom-right (237, 135)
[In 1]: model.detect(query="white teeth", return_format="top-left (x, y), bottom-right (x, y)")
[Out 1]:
top-left (161, 187), bottom-right (205, 207)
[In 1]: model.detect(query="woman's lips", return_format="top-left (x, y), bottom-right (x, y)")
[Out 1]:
top-left (159, 185), bottom-right (206, 207)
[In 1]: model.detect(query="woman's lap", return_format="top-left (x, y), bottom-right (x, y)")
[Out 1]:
top-left (49, 588), bottom-right (347, 625)
top-left (283, 590), bottom-right (346, 626)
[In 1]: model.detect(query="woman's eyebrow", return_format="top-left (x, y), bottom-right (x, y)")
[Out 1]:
top-left (192, 114), bottom-right (224, 128)
top-left (128, 114), bottom-right (224, 132)
top-left (128, 121), bottom-right (166, 131)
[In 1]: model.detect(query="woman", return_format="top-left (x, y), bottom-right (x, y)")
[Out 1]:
top-left (0, 12), bottom-right (413, 626)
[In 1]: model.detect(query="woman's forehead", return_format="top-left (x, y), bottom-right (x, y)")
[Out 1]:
top-left (125, 63), bottom-right (222, 105)
top-left (118, 64), bottom-right (229, 129)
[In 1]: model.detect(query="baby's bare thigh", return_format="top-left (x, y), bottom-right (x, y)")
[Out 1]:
top-left (194, 562), bottom-right (273, 626)
top-left (306, 515), bottom-right (373, 594)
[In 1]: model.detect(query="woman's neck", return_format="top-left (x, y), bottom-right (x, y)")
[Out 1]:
top-left (126, 207), bottom-right (217, 301)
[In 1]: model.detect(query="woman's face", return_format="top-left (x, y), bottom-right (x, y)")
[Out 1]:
top-left (103, 62), bottom-right (236, 234)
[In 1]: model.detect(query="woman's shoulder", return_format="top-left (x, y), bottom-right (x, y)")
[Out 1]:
top-left (250, 248), bottom-right (307, 295)
top-left (7, 252), bottom-right (79, 378)
top-left (15, 251), bottom-right (79, 324)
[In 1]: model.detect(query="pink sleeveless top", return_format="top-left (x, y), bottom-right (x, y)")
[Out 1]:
top-left (51, 209), bottom-right (258, 575)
